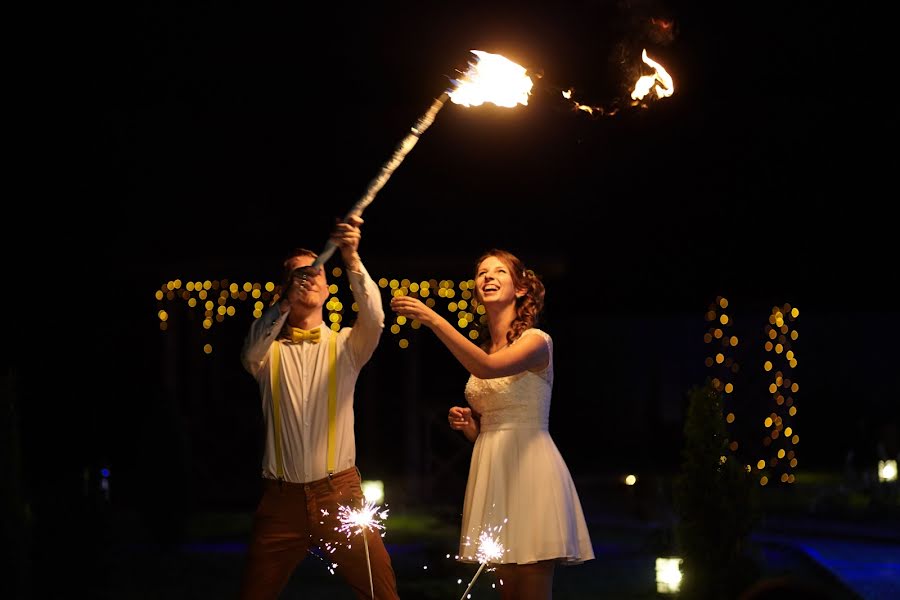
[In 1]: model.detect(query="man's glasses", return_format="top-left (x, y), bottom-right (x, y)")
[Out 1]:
top-left (285, 266), bottom-right (323, 292)
top-left (291, 266), bottom-right (322, 280)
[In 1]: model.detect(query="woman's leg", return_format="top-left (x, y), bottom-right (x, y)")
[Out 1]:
top-left (496, 560), bottom-right (556, 600)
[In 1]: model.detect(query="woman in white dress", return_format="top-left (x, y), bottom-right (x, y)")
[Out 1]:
top-left (391, 249), bottom-right (593, 600)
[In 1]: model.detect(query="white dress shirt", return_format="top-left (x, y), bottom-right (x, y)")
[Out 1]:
top-left (241, 263), bottom-right (384, 482)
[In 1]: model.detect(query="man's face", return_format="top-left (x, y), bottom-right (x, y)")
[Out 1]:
top-left (285, 256), bottom-right (329, 308)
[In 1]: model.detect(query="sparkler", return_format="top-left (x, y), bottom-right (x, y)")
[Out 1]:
top-left (336, 499), bottom-right (389, 599)
top-left (311, 51), bottom-right (533, 268)
top-left (459, 522), bottom-right (507, 600)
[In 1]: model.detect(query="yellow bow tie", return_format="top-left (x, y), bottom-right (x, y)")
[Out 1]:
top-left (290, 326), bottom-right (321, 344)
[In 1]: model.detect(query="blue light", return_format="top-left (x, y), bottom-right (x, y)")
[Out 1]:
top-left (101, 468), bottom-right (110, 477)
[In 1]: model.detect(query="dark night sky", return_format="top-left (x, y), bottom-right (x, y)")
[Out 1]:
top-left (7, 2), bottom-right (899, 516)
top-left (1, 2), bottom-right (869, 294)
top-left (73, 2), bottom-right (891, 311)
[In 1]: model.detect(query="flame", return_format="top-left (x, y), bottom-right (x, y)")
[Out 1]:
top-left (449, 50), bottom-right (533, 108)
top-left (558, 48), bottom-right (672, 117)
top-left (650, 17), bottom-right (674, 31)
top-left (631, 49), bottom-right (674, 101)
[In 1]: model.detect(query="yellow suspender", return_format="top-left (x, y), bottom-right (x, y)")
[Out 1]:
top-left (270, 332), bottom-right (338, 480)
top-left (270, 340), bottom-right (285, 480)
top-left (327, 331), bottom-right (337, 475)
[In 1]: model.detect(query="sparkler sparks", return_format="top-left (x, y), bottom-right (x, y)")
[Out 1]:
top-left (336, 499), bottom-right (389, 538)
top-left (336, 499), bottom-right (389, 599)
top-left (459, 520), bottom-right (508, 600)
top-left (474, 528), bottom-right (506, 565)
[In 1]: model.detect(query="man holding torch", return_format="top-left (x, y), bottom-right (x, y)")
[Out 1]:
top-left (238, 215), bottom-right (399, 600)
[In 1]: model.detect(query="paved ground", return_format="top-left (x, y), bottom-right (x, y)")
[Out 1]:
top-left (753, 520), bottom-right (900, 600)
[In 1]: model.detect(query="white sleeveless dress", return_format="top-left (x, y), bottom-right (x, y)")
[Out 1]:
top-left (457, 328), bottom-right (594, 565)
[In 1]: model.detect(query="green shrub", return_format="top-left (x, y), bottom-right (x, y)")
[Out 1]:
top-left (674, 381), bottom-right (760, 599)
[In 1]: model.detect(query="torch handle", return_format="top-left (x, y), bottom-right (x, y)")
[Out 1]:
top-left (310, 207), bottom-right (361, 268)
top-left (310, 92), bottom-right (450, 269)
top-left (311, 240), bottom-right (338, 268)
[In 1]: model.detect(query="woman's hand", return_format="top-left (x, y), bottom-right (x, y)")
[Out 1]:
top-left (448, 406), bottom-right (479, 442)
top-left (390, 295), bottom-right (439, 327)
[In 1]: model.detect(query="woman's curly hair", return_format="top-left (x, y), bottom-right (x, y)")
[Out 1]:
top-left (471, 249), bottom-right (545, 349)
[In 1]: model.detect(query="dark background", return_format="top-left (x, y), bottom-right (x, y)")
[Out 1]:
top-left (4, 1), bottom-right (899, 596)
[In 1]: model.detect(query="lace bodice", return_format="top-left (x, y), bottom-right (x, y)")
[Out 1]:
top-left (464, 329), bottom-right (553, 431)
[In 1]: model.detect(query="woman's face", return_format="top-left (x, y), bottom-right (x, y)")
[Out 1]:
top-left (475, 255), bottom-right (520, 306)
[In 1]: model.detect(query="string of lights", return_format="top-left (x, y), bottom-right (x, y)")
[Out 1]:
top-left (154, 269), bottom-right (485, 354)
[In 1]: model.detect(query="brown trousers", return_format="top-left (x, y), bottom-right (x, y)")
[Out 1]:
top-left (239, 467), bottom-right (400, 599)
